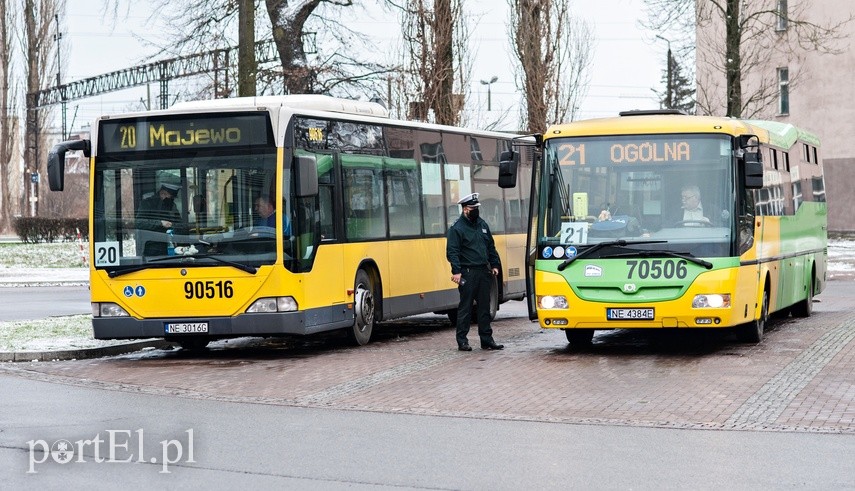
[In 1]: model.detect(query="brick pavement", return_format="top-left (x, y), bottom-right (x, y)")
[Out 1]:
top-left (3, 281), bottom-right (854, 434)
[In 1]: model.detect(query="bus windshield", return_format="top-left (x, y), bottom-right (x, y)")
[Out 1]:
top-left (92, 151), bottom-right (285, 273)
top-left (539, 134), bottom-right (735, 258)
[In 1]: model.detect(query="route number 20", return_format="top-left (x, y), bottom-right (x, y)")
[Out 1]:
top-left (94, 241), bottom-right (120, 266)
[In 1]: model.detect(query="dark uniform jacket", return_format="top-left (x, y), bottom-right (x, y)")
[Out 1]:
top-left (446, 215), bottom-right (500, 274)
top-left (136, 196), bottom-right (181, 231)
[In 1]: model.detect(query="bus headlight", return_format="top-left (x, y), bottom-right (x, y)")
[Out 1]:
top-left (246, 297), bottom-right (298, 313)
top-left (537, 295), bottom-right (568, 309)
top-left (692, 294), bottom-right (731, 309)
top-left (92, 302), bottom-right (130, 317)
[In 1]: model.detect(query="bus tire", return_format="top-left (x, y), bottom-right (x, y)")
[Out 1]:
top-left (565, 329), bottom-right (594, 348)
top-left (738, 289), bottom-right (768, 343)
top-left (348, 269), bottom-right (375, 346)
top-left (791, 275), bottom-right (814, 318)
top-left (488, 275), bottom-right (499, 321)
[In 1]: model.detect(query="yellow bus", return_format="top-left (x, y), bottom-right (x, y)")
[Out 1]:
top-left (500, 110), bottom-right (826, 346)
top-left (48, 95), bottom-right (530, 349)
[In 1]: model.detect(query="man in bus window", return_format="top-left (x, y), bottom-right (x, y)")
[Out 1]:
top-left (136, 183), bottom-right (181, 232)
top-left (254, 194), bottom-right (292, 235)
top-left (680, 184), bottom-right (710, 225)
top-left (446, 193), bottom-right (504, 351)
top-left (136, 182), bottom-right (182, 256)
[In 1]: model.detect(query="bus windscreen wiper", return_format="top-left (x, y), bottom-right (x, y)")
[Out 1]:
top-left (107, 254), bottom-right (257, 278)
top-left (601, 249), bottom-right (713, 269)
top-left (556, 239), bottom-right (667, 271)
top-left (189, 254), bottom-right (258, 274)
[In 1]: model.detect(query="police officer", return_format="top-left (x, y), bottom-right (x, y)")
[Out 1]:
top-left (446, 193), bottom-right (504, 351)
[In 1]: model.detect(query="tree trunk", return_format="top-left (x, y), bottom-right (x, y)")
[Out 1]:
top-left (238, 0), bottom-right (256, 97)
top-left (265, 0), bottom-right (319, 94)
top-left (0, 0), bottom-right (12, 230)
top-left (724, 0), bottom-right (742, 117)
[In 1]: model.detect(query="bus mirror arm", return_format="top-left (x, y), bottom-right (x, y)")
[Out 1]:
top-left (47, 139), bottom-right (91, 192)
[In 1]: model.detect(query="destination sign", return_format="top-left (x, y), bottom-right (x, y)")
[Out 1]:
top-left (99, 113), bottom-right (273, 154)
top-left (552, 135), bottom-right (728, 167)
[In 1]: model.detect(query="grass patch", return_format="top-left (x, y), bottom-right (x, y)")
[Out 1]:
top-left (0, 315), bottom-right (97, 351)
top-left (0, 241), bottom-right (88, 268)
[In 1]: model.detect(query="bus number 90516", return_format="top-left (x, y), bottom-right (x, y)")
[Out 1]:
top-left (626, 259), bottom-right (688, 279)
top-left (184, 280), bottom-right (234, 299)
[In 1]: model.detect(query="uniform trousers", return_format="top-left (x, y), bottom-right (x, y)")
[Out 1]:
top-left (456, 267), bottom-right (494, 346)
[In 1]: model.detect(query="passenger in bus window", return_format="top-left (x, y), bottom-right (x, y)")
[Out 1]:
top-left (446, 193), bottom-right (504, 352)
top-left (136, 183), bottom-right (181, 232)
top-left (679, 184), bottom-right (710, 225)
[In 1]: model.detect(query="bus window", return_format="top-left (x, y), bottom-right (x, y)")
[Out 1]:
top-left (343, 154), bottom-right (387, 240)
top-left (419, 140), bottom-right (445, 234)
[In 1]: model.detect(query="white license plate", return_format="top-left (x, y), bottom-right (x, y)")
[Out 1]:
top-left (606, 308), bottom-right (654, 320)
top-left (165, 322), bottom-right (209, 334)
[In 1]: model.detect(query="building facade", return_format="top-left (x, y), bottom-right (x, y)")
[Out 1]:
top-left (695, 0), bottom-right (855, 231)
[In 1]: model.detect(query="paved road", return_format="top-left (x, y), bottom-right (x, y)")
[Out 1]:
top-left (0, 286), bottom-right (90, 321)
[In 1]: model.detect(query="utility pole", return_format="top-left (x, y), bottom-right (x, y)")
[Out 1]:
top-left (55, 14), bottom-right (66, 140)
top-left (238, 0), bottom-right (256, 97)
top-left (656, 35), bottom-right (673, 109)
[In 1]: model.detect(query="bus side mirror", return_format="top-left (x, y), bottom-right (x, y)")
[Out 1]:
top-left (743, 151), bottom-right (763, 189)
top-left (47, 139), bottom-right (90, 192)
top-left (295, 155), bottom-right (318, 197)
top-left (498, 150), bottom-right (518, 189)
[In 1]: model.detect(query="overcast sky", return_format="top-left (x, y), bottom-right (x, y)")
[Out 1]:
top-left (60, 0), bottom-right (666, 134)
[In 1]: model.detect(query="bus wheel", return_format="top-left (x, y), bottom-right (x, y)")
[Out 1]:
top-left (488, 275), bottom-right (499, 321)
top-left (348, 269), bottom-right (375, 346)
top-left (177, 338), bottom-right (209, 351)
top-left (791, 276), bottom-right (814, 318)
top-left (472, 275), bottom-right (499, 322)
top-left (738, 289), bottom-right (768, 343)
top-left (565, 329), bottom-right (594, 348)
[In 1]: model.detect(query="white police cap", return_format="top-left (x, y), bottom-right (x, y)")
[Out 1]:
top-left (457, 193), bottom-right (480, 207)
top-left (160, 182), bottom-right (180, 195)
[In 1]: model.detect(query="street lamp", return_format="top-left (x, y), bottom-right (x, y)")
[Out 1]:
top-left (480, 76), bottom-right (498, 111)
top-left (655, 35), bottom-right (673, 109)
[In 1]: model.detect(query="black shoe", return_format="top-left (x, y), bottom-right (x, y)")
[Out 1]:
top-left (481, 341), bottom-right (504, 350)
top-left (458, 344), bottom-right (472, 351)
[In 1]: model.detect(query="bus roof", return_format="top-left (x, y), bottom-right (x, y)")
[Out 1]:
top-left (545, 112), bottom-right (820, 148)
top-left (170, 94), bottom-right (390, 118)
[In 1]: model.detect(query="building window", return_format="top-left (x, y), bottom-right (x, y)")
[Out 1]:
top-left (778, 67), bottom-right (789, 115)
top-left (776, 0), bottom-right (788, 31)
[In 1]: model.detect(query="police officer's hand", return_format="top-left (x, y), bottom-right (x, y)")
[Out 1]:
top-left (492, 268), bottom-right (499, 276)
top-left (161, 220), bottom-right (173, 229)
top-left (451, 273), bottom-right (462, 285)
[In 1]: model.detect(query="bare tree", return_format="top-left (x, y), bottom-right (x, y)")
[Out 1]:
top-left (394, 0), bottom-right (471, 126)
top-left (144, 0), bottom-right (390, 100)
top-left (644, 0), bottom-right (851, 118)
top-left (508, 0), bottom-right (592, 133)
top-left (22, 0), bottom-right (60, 217)
top-left (0, 0), bottom-right (18, 230)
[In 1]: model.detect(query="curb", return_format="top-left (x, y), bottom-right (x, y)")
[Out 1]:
top-left (0, 340), bottom-right (176, 362)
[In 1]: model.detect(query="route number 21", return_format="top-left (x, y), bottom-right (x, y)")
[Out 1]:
top-left (560, 222), bottom-right (588, 245)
